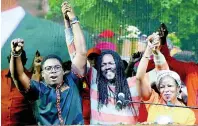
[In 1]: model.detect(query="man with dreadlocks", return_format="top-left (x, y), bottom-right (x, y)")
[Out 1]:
top-left (89, 50), bottom-right (140, 124)
top-left (64, 25), bottom-right (147, 124)
top-left (65, 29), bottom-right (140, 123)
top-left (63, 5), bottom-right (149, 124)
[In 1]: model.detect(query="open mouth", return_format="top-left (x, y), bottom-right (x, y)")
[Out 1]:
top-left (50, 76), bottom-right (58, 80)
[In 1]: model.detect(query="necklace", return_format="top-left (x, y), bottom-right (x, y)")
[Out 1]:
top-left (56, 82), bottom-right (64, 125)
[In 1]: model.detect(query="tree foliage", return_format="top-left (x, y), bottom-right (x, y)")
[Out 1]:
top-left (46, 0), bottom-right (198, 55)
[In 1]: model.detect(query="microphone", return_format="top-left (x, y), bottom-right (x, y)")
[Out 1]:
top-left (116, 100), bottom-right (123, 110)
top-left (124, 100), bottom-right (198, 109)
top-left (116, 92), bottom-right (198, 109)
top-left (116, 93), bottom-right (125, 110)
top-left (118, 92), bottom-right (125, 103)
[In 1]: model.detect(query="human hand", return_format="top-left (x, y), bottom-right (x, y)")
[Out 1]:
top-left (34, 50), bottom-right (42, 67)
top-left (11, 38), bottom-right (24, 54)
top-left (147, 32), bottom-right (161, 54)
top-left (130, 51), bottom-right (143, 63)
top-left (61, 2), bottom-right (76, 20)
top-left (158, 23), bottom-right (168, 45)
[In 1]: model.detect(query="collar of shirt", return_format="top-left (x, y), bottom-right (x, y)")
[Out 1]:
top-left (1, 6), bottom-right (25, 48)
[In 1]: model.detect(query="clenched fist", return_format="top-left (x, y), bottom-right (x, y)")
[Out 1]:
top-left (11, 38), bottom-right (24, 54)
top-left (147, 32), bottom-right (161, 54)
top-left (33, 50), bottom-right (43, 68)
top-left (61, 1), bottom-right (76, 20)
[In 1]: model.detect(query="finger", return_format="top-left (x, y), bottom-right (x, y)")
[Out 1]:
top-left (35, 59), bottom-right (42, 63)
top-left (12, 39), bottom-right (19, 46)
top-left (11, 39), bottom-right (17, 44)
top-left (17, 42), bottom-right (24, 47)
top-left (147, 35), bottom-right (154, 42)
top-left (62, 5), bottom-right (70, 9)
top-left (62, 7), bottom-right (71, 14)
top-left (19, 38), bottom-right (24, 44)
top-left (11, 39), bottom-right (16, 48)
top-left (63, 7), bottom-right (71, 12)
top-left (65, 7), bottom-right (71, 11)
top-left (15, 46), bottom-right (22, 52)
top-left (61, 1), bottom-right (68, 6)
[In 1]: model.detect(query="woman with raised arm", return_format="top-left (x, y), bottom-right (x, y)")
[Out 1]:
top-left (136, 33), bottom-right (195, 125)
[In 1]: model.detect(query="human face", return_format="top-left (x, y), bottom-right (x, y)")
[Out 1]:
top-left (42, 58), bottom-right (64, 85)
top-left (101, 54), bottom-right (116, 80)
top-left (159, 76), bottom-right (179, 103)
top-left (88, 56), bottom-right (97, 68)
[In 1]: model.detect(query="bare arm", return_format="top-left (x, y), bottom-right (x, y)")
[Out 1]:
top-left (62, 2), bottom-right (87, 76)
top-left (10, 39), bottom-right (30, 91)
top-left (62, 8), bottom-right (76, 61)
top-left (136, 33), bottom-right (169, 100)
top-left (136, 46), bottom-right (152, 100)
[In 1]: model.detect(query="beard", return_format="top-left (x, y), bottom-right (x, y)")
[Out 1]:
top-left (102, 69), bottom-right (116, 81)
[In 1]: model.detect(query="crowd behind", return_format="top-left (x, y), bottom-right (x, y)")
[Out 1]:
top-left (2, 1), bottom-right (198, 125)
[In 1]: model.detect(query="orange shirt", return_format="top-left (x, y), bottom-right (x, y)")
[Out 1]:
top-left (144, 90), bottom-right (195, 125)
top-left (148, 43), bottom-right (198, 124)
top-left (1, 69), bottom-right (36, 126)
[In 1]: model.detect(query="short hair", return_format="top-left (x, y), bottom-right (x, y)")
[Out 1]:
top-left (41, 54), bottom-right (63, 68)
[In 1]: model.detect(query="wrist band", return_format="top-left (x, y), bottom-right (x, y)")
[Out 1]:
top-left (11, 51), bottom-right (22, 57)
top-left (143, 56), bottom-right (151, 60)
top-left (70, 17), bottom-right (79, 25)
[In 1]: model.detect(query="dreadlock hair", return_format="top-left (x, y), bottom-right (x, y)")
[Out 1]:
top-left (96, 50), bottom-right (132, 109)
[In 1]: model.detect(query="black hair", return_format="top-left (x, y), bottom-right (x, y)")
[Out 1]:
top-left (41, 54), bottom-right (63, 69)
top-left (122, 60), bottom-right (128, 71)
top-left (62, 60), bottom-right (72, 71)
top-left (96, 50), bottom-right (133, 109)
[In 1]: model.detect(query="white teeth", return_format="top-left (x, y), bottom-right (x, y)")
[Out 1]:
top-left (50, 76), bottom-right (57, 79)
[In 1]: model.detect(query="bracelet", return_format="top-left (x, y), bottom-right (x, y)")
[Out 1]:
top-left (143, 56), bottom-right (151, 60)
top-left (11, 51), bottom-right (22, 57)
top-left (70, 17), bottom-right (79, 25)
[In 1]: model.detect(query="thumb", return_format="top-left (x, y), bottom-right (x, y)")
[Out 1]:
top-left (15, 46), bottom-right (22, 52)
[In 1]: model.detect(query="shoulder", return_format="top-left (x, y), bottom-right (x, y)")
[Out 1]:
top-left (30, 80), bottom-right (47, 89)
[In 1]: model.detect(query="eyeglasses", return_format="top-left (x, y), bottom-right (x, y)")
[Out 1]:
top-left (44, 65), bottom-right (62, 73)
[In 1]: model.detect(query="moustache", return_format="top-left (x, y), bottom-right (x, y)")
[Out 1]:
top-left (104, 68), bottom-right (115, 74)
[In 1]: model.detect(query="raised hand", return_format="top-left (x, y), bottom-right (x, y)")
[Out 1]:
top-left (33, 50), bottom-right (43, 68)
top-left (158, 23), bottom-right (168, 45)
top-left (61, 1), bottom-right (76, 20)
top-left (31, 50), bottom-right (42, 81)
top-left (11, 38), bottom-right (24, 54)
top-left (131, 51), bottom-right (143, 63)
top-left (147, 32), bottom-right (161, 54)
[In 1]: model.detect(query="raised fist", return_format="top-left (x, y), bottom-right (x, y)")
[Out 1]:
top-left (131, 51), bottom-right (143, 63)
top-left (11, 38), bottom-right (24, 54)
top-left (158, 23), bottom-right (168, 45)
top-left (61, 2), bottom-right (75, 20)
top-left (33, 50), bottom-right (43, 67)
top-left (147, 32), bottom-right (161, 51)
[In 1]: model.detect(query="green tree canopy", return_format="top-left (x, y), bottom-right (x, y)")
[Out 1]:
top-left (46, 0), bottom-right (198, 56)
